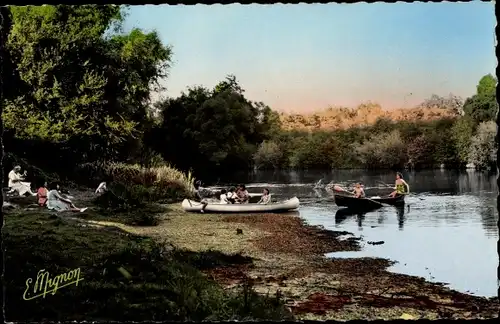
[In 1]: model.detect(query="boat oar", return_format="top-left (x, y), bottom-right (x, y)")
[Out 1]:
top-left (376, 180), bottom-right (423, 201)
top-left (333, 185), bottom-right (384, 207)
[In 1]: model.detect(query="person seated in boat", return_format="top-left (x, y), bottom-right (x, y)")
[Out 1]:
top-left (219, 189), bottom-right (230, 204)
top-left (8, 165), bottom-right (37, 196)
top-left (235, 184), bottom-right (250, 204)
top-left (389, 172), bottom-right (409, 198)
top-left (226, 187), bottom-right (237, 204)
top-left (37, 181), bottom-right (49, 207)
top-left (193, 180), bottom-right (208, 212)
top-left (351, 183), bottom-right (365, 198)
top-left (257, 188), bottom-right (271, 204)
top-left (47, 182), bottom-right (87, 212)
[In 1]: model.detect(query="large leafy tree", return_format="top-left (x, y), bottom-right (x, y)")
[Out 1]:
top-left (463, 74), bottom-right (498, 124)
top-left (154, 75), bottom-right (280, 173)
top-left (2, 5), bottom-right (172, 164)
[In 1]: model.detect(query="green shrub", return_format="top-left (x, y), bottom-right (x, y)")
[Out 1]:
top-left (76, 162), bottom-right (195, 200)
top-left (468, 121), bottom-right (497, 170)
top-left (356, 130), bottom-right (406, 169)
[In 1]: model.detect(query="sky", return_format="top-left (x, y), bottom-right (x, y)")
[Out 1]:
top-left (123, 2), bottom-right (496, 113)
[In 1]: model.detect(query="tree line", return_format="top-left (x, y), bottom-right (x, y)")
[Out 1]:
top-left (1, 5), bottom-right (497, 187)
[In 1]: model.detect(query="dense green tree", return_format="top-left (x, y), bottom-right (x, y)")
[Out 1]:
top-left (451, 116), bottom-right (475, 164)
top-left (463, 74), bottom-right (498, 124)
top-left (154, 76), bottom-right (280, 173)
top-left (468, 121), bottom-right (497, 169)
top-left (2, 5), bottom-right (171, 170)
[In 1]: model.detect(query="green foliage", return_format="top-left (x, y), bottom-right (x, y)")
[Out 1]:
top-left (75, 162), bottom-right (194, 199)
top-left (355, 130), bottom-right (406, 169)
top-left (152, 75), bottom-right (280, 172)
top-left (451, 116), bottom-right (475, 164)
top-left (253, 140), bottom-right (283, 169)
top-left (3, 5), bottom-right (172, 163)
top-left (468, 121), bottom-right (497, 170)
top-left (463, 74), bottom-right (498, 124)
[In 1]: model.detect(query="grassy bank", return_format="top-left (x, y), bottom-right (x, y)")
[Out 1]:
top-left (4, 208), bottom-right (292, 321)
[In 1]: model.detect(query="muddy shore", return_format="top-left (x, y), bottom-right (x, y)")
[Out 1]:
top-left (7, 191), bottom-right (498, 320)
top-left (153, 207), bottom-right (498, 320)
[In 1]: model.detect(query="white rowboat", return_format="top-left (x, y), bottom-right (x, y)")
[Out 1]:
top-left (181, 197), bottom-right (300, 213)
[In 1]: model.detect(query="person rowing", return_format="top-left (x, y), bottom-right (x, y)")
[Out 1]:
top-left (389, 172), bottom-right (410, 198)
top-left (351, 183), bottom-right (365, 198)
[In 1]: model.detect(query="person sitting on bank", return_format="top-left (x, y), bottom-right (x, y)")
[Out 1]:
top-left (8, 165), bottom-right (37, 196)
top-left (235, 184), bottom-right (250, 204)
top-left (352, 183), bottom-right (365, 198)
top-left (47, 182), bottom-right (87, 213)
top-left (389, 172), bottom-right (410, 198)
top-left (257, 188), bottom-right (271, 204)
top-left (37, 181), bottom-right (49, 207)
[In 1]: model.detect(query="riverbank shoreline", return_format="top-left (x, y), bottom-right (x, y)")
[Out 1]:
top-left (4, 191), bottom-right (498, 320)
top-left (76, 203), bottom-right (498, 320)
top-left (187, 211), bottom-right (499, 319)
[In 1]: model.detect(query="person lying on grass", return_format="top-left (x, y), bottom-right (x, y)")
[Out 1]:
top-left (47, 182), bottom-right (87, 213)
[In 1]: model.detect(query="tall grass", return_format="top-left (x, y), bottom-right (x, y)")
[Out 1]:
top-left (76, 161), bottom-right (195, 198)
top-left (105, 162), bottom-right (195, 194)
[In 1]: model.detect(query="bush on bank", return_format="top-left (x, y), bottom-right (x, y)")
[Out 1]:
top-left (74, 162), bottom-right (194, 198)
top-left (253, 116), bottom-right (497, 171)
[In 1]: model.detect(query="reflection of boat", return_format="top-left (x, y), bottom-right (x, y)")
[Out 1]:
top-left (335, 208), bottom-right (366, 224)
top-left (181, 197), bottom-right (300, 213)
top-left (334, 194), bottom-right (405, 210)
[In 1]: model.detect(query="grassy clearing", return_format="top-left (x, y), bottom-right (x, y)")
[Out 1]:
top-left (4, 209), bottom-right (292, 321)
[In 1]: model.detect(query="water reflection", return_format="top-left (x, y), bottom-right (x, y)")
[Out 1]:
top-left (220, 169), bottom-right (498, 297)
top-left (396, 205), bottom-right (407, 230)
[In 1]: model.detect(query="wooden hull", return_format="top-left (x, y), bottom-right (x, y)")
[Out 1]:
top-left (334, 194), bottom-right (404, 210)
top-left (181, 197), bottom-right (300, 213)
top-left (371, 194), bottom-right (405, 206)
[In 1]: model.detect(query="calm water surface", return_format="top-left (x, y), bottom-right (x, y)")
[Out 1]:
top-left (208, 170), bottom-right (499, 297)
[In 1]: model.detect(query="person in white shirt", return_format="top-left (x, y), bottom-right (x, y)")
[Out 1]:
top-left (95, 181), bottom-right (107, 194)
top-left (257, 188), bottom-right (272, 204)
top-left (219, 189), bottom-right (230, 204)
top-left (8, 165), bottom-right (37, 196)
top-left (226, 187), bottom-right (236, 204)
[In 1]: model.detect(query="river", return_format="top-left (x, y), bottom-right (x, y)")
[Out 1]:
top-left (204, 169), bottom-right (499, 298)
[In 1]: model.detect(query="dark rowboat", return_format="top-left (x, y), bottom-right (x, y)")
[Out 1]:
top-left (371, 194), bottom-right (405, 206)
top-left (334, 194), bottom-right (405, 210)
